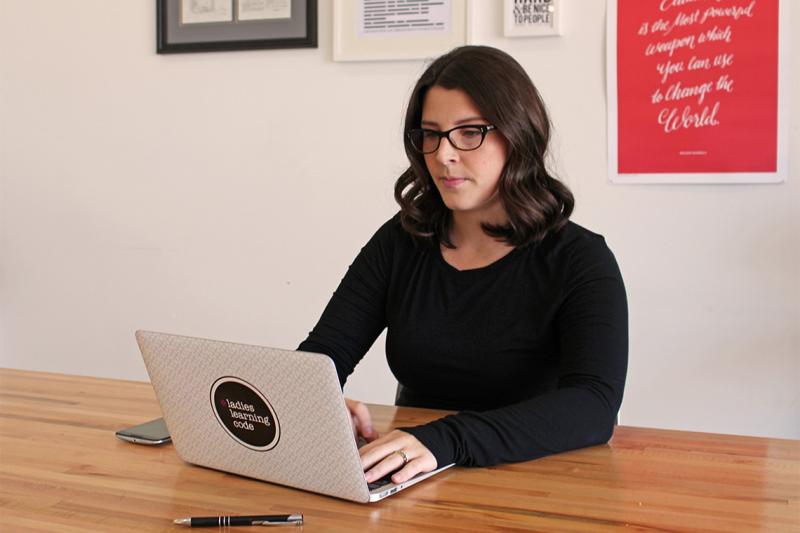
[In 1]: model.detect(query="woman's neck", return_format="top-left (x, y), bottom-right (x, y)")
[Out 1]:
top-left (442, 209), bottom-right (514, 270)
top-left (449, 207), bottom-right (509, 250)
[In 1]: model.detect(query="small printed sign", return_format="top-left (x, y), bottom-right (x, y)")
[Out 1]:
top-left (504, 0), bottom-right (561, 37)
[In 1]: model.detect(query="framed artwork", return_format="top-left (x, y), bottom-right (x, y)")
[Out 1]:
top-left (333, 0), bottom-right (469, 62)
top-left (607, 0), bottom-right (788, 184)
top-left (503, 0), bottom-right (562, 37)
top-left (157, 0), bottom-right (317, 53)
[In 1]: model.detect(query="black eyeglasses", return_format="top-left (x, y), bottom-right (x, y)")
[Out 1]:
top-left (406, 124), bottom-right (497, 154)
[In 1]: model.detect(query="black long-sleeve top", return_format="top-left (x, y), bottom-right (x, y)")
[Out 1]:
top-left (298, 214), bottom-right (628, 468)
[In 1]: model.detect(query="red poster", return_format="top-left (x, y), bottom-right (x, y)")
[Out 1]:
top-left (615, 0), bottom-right (779, 175)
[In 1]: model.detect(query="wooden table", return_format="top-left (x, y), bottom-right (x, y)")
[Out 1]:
top-left (1, 369), bottom-right (798, 532)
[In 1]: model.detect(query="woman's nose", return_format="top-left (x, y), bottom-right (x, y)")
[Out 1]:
top-left (435, 135), bottom-right (459, 164)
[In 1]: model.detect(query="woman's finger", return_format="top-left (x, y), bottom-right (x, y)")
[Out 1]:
top-left (344, 398), bottom-right (376, 441)
top-left (389, 457), bottom-right (426, 484)
top-left (364, 448), bottom-right (412, 483)
top-left (359, 435), bottom-right (405, 470)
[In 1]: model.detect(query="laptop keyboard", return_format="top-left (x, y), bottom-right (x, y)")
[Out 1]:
top-left (367, 474), bottom-right (394, 491)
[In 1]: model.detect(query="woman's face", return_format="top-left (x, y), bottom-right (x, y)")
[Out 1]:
top-left (421, 86), bottom-right (508, 221)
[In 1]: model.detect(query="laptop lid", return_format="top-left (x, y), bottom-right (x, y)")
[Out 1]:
top-left (136, 330), bottom-right (374, 503)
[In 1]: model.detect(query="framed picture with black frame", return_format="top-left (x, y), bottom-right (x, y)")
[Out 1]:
top-left (157, 0), bottom-right (317, 54)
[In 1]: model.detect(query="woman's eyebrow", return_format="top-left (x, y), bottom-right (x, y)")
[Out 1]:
top-left (420, 116), bottom-right (487, 128)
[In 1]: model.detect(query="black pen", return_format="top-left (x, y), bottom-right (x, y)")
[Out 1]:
top-left (173, 514), bottom-right (303, 527)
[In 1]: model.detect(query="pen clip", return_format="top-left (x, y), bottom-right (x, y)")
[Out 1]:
top-left (252, 519), bottom-right (303, 526)
top-left (252, 515), bottom-right (303, 526)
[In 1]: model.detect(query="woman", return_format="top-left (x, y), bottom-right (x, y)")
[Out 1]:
top-left (298, 46), bottom-right (627, 486)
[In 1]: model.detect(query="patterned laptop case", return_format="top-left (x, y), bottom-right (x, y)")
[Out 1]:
top-left (136, 330), bottom-right (372, 503)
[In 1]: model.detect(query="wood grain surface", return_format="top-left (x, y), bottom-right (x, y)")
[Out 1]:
top-left (1, 368), bottom-right (798, 532)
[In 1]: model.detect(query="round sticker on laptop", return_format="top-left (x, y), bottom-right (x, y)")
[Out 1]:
top-left (210, 377), bottom-right (280, 451)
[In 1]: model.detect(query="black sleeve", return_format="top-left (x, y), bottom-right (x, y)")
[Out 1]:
top-left (297, 218), bottom-right (396, 385)
top-left (401, 236), bottom-right (628, 467)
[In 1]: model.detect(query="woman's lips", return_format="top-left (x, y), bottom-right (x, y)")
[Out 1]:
top-left (440, 177), bottom-right (467, 188)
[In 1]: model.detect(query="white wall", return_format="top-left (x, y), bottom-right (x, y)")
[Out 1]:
top-left (1, 1), bottom-right (797, 440)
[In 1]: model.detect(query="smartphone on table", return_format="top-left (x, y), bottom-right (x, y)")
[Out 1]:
top-left (115, 417), bottom-right (171, 445)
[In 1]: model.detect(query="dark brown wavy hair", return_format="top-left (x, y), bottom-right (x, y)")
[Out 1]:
top-left (394, 46), bottom-right (574, 248)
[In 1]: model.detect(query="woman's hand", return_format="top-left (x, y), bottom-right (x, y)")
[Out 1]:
top-left (344, 397), bottom-right (378, 443)
top-left (358, 429), bottom-right (437, 484)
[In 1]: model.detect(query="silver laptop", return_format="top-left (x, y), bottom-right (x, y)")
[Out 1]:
top-left (135, 330), bottom-right (454, 503)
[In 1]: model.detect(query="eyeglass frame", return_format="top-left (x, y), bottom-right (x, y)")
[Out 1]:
top-left (406, 124), bottom-right (498, 154)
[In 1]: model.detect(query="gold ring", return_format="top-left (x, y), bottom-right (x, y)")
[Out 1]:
top-left (393, 449), bottom-right (409, 465)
